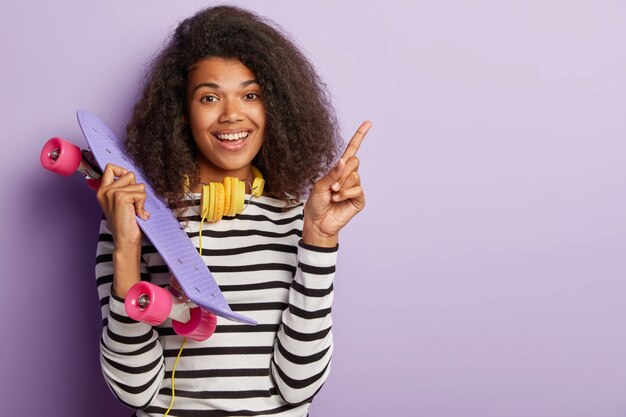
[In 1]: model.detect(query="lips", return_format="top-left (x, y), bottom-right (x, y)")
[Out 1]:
top-left (211, 129), bottom-right (252, 151)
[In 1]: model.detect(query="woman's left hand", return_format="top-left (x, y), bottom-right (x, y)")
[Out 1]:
top-left (302, 121), bottom-right (371, 247)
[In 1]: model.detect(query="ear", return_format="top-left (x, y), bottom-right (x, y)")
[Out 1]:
top-left (181, 113), bottom-right (188, 125)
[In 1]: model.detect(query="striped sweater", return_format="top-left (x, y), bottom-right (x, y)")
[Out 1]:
top-left (95, 194), bottom-right (337, 416)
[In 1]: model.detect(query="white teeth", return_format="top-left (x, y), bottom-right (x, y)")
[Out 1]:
top-left (216, 131), bottom-right (249, 140)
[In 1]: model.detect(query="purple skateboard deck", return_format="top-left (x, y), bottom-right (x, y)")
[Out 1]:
top-left (77, 110), bottom-right (256, 325)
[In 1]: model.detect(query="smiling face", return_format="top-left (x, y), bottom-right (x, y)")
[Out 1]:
top-left (186, 57), bottom-right (266, 188)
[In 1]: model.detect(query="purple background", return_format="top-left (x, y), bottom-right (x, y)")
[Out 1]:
top-left (2, 1), bottom-right (626, 416)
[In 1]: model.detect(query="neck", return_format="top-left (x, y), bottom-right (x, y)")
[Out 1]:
top-left (192, 160), bottom-right (254, 193)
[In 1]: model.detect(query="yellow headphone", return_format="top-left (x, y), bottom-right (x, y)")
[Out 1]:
top-left (194, 166), bottom-right (264, 222)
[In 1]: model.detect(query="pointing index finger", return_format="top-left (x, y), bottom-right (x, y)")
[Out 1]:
top-left (341, 121), bottom-right (371, 160)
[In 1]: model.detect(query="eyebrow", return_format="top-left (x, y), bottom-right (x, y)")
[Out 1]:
top-left (191, 79), bottom-right (259, 94)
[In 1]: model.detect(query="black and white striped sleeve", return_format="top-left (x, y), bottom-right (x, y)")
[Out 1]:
top-left (270, 239), bottom-right (338, 404)
top-left (95, 218), bottom-right (165, 410)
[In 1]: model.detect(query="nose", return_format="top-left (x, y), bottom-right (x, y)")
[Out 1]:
top-left (218, 99), bottom-right (244, 123)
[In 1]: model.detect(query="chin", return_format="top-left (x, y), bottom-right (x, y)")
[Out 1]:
top-left (214, 159), bottom-right (254, 172)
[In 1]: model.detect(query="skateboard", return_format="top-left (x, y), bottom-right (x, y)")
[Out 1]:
top-left (41, 110), bottom-right (257, 341)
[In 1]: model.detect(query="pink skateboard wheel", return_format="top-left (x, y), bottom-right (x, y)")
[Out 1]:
top-left (172, 308), bottom-right (217, 341)
top-left (40, 137), bottom-right (82, 176)
top-left (125, 281), bottom-right (173, 326)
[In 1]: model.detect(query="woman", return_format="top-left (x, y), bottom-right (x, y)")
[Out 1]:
top-left (95, 5), bottom-right (369, 416)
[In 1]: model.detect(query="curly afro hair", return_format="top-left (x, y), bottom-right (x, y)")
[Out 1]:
top-left (125, 5), bottom-right (342, 208)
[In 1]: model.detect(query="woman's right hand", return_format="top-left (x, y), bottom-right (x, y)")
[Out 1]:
top-left (96, 163), bottom-right (150, 298)
top-left (96, 163), bottom-right (150, 248)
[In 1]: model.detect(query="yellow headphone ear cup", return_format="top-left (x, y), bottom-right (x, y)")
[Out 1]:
top-left (207, 182), bottom-right (216, 223)
top-left (230, 178), bottom-right (243, 215)
top-left (237, 179), bottom-right (246, 214)
top-left (225, 178), bottom-right (233, 217)
top-left (200, 184), bottom-right (210, 219)
top-left (250, 166), bottom-right (264, 197)
top-left (231, 177), bottom-right (239, 216)
top-left (213, 182), bottom-right (225, 222)
top-left (251, 177), bottom-right (264, 198)
top-left (222, 177), bottom-right (232, 217)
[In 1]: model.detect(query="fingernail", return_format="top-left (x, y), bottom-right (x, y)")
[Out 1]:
top-left (331, 182), bottom-right (340, 191)
top-left (332, 194), bottom-right (340, 201)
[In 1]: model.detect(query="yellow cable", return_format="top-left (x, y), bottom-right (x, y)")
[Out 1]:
top-left (162, 187), bottom-right (214, 416)
top-left (199, 205), bottom-right (209, 256)
top-left (162, 336), bottom-right (188, 417)
top-left (163, 201), bottom-right (207, 416)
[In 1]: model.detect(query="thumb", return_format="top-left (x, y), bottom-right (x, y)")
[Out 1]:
top-left (132, 191), bottom-right (150, 221)
top-left (315, 158), bottom-right (346, 192)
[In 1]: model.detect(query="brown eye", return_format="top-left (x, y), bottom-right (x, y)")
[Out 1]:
top-left (243, 93), bottom-right (260, 101)
top-left (200, 95), bottom-right (218, 103)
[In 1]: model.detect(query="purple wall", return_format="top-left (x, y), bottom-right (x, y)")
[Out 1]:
top-left (2, 1), bottom-right (626, 416)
